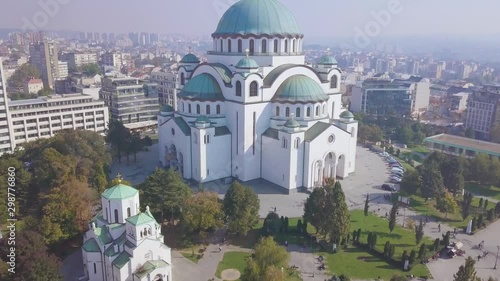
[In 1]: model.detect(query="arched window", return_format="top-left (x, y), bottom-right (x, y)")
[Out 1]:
top-left (114, 209), bottom-right (119, 223)
top-left (216, 105), bottom-right (221, 114)
top-left (307, 107), bottom-right (311, 117)
top-left (238, 39), bottom-right (242, 53)
top-left (188, 104), bottom-right (191, 113)
top-left (249, 81), bottom-right (258, 97)
top-left (220, 39), bottom-right (223, 52)
top-left (296, 107), bottom-right (301, 118)
top-left (180, 73), bottom-right (185, 85)
top-left (227, 39), bottom-right (232, 53)
top-left (282, 138), bottom-right (288, 148)
top-left (236, 81), bottom-right (242, 96)
top-left (315, 106), bottom-right (320, 116)
top-left (274, 39), bottom-right (278, 53)
top-left (294, 138), bottom-right (300, 149)
top-left (330, 75), bottom-right (338, 89)
top-left (276, 106), bottom-right (280, 116)
top-left (285, 107), bottom-right (290, 117)
top-left (249, 39), bottom-right (255, 55)
top-left (292, 39), bottom-right (296, 53)
top-left (206, 105), bottom-right (210, 115)
top-left (94, 263), bottom-right (97, 274)
top-left (182, 102), bottom-right (185, 112)
top-left (196, 104), bottom-right (200, 114)
top-left (127, 207), bottom-right (131, 218)
top-left (262, 39), bottom-right (267, 53)
top-left (284, 39), bottom-right (288, 52)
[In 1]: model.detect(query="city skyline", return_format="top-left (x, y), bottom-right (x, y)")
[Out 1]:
top-left (2, 0), bottom-right (500, 38)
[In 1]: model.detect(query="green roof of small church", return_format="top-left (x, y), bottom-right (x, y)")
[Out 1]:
top-left (178, 73), bottom-right (224, 101)
top-left (213, 0), bottom-right (302, 37)
top-left (94, 226), bottom-right (114, 245)
top-left (101, 184), bottom-right (138, 200)
top-left (113, 251), bottom-right (131, 269)
top-left (284, 118), bottom-right (300, 128)
top-left (340, 110), bottom-right (354, 119)
top-left (272, 75), bottom-right (329, 103)
top-left (82, 238), bottom-right (100, 252)
top-left (318, 55), bottom-right (338, 65)
top-left (195, 116), bottom-right (211, 124)
top-left (236, 57), bottom-right (259, 69)
top-left (180, 53), bottom-right (200, 64)
top-left (126, 211), bottom-right (156, 226)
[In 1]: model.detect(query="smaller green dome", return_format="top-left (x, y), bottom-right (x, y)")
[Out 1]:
top-left (235, 58), bottom-right (259, 69)
top-left (161, 105), bottom-right (174, 112)
top-left (180, 53), bottom-right (200, 64)
top-left (340, 111), bottom-right (354, 119)
top-left (102, 184), bottom-right (138, 200)
top-left (284, 118), bottom-right (300, 128)
top-left (195, 116), bottom-right (211, 124)
top-left (272, 75), bottom-right (328, 104)
top-left (318, 55), bottom-right (338, 65)
top-left (178, 74), bottom-right (224, 101)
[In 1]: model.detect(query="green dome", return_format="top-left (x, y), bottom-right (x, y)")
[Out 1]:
top-left (161, 105), bottom-right (174, 112)
top-left (272, 75), bottom-right (328, 104)
top-left (340, 111), bottom-right (354, 119)
top-left (102, 184), bottom-right (138, 200)
top-left (318, 55), bottom-right (337, 65)
top-left (180, 53), bottom-right (200, 64)
top-left (178, 74), bottom-right (224, 101)
top-left (195, 116), bottom-right (211, 123)
top-left (235, 57), bottom-right (259, 69)
top-left (284, 118), bottom-right (300, 128)
top-left (213, 0), bottom-right (302, 37)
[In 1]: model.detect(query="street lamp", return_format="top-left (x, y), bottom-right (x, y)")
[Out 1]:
top-left (495, 245), bottom-right (499, 269)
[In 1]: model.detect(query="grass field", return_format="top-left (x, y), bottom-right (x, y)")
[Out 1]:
top-left (465, 182), bottom-right (500, 201)
top-left (178, 244), bottom-right (207, 264)
top-left (215, 251), bottom-right (251, 280)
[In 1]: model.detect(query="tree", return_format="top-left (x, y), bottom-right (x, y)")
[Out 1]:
top-left (105, 119), bottom-right (129, 163)
top-left (415, 219), bottom-right (424, 245)
top-left (329, 181), bottom-right (351, 243)
top-left (384, 241), bottom-right (391, 257)
top-left (465, 128), bottom-right (476, 139)
top-left (479, 198), bottom-right (484, 208)
top-left (364, 193), bottom-right (370, 219)
top-left (263, 212), bottom-right (282, 236)
top-left (436, 191), bottom-right (458, 219)
top-left (387, 146), bottom-right (395, 155)
top-left (453, 256), bottom-right (478, 281)
top-left (401, 250), bottom-right (408, 264)
top-left (442, 231), bottom-right (451, 247)
top-left (241, 237), bottom-right (289, 281)
top-left (400, 169), bottom-right (422, 195)
top-left (41, 177), bottom-right (96, 244)
top-left (409, 249), bottom-right (417, 264)
top-left (388, 245), bottom-right (395, 258)
top-left (0, 230), bottom-right (62, 281)
top-left (78, 63), bottom-right (101, 76)
top-left (433, 238), bottom-right (440, 251)
top-left (395, 125), bottom-right (414, 145)
top-left (471, 217), bottom-right (477, 232)
top-left (495, 202), bottom-right (500, 217)
top-left (182, 191), bottom-right (223, 233)
top-left (420, 163), bottom-right (445, 200)
top-left (141, 168), bottom-right (192, 223)
top-left (358, 124), bottom-right (384, 143)
top-left (484, 199), bottom-right (489, 210)
top-left (396, 149), bottom-right (401, 157)
top-left (223, 181), bottom-right (260, 236)
top-left (441, 157), bottom-right (465, 195)
top-left (461, 193), bottom-right (474, 220)
top-left (418, 243), bottom-right (427, 260)
top-left (7, 63), bottom-right (40, 89)
top-left (262, 266), bottom-right (285, 281)
top-left (389, 202), bottom-right (398, 233)
top-left (490, 124), bottom-right (500, 144)
top-left (477, 214), bottom-right (484, 229)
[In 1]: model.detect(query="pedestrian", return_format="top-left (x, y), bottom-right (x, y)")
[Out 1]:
top-left (478, 255), bottom-right (481, 261)
top-left (274, 207), bottom-right (277, 212)
top-left (219, 246), bottom-right (222, 252)
top-left (438, 224), bottom-right (441, 232)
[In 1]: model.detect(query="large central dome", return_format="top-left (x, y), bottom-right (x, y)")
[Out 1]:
top-left (213, 0), bottom-right (302, 37)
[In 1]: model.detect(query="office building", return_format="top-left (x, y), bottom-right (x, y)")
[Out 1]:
top-left (58, 61), bottom-right (69, 78)
top-left (465, 86), bottom-right (500, 140)
top-left (0, 59), bottom-right (16, 154)
top-left (100, 76), bottom-right (159, 130)
top-left (158, 0), bottom-right (358, 192)
top-left (29, 40), bottom-right (60, 89)
top-left (350, 77), bottom-right (430, 116)
top-left (149, 69), bottom-right (179, 107)
top-left (8, 94), bottom-right (109, 148)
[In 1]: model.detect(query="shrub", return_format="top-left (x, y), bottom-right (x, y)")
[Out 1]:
top-left (433, 238), bottom-right (440, 251)
top-left (418, 243), bottom-right (427, 260)
top-left (409, 249), bottom-right (417, 265)
top-left (471, 217), bottom-right (477, 232)
top-left (477, 214), bottom-right (484, 229)
top-left (384, 241), bottom-right (391, 257)
top-left (487, 209), bottom-right (494, 221)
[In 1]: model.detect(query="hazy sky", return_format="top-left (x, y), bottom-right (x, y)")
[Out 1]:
top-left (1, 0), bottom-right (499, 39)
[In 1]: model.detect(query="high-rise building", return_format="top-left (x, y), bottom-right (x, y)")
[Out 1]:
top-left (150, 69), bottom-right (179, 107)
top-left (128, 32), bottom-right (140, 46)
top-left (100, 76), bottom-right (160, 129)
top-left (150, 33), bottom-right (159, 45)
top-left (58, 61), bottom-right (69, 78)
top-left (465, 86), bottom-right (500, 140)
top-left (29, 40), bottom-right (60, 89)
top-left (0, 58), bottom-right (16, 154)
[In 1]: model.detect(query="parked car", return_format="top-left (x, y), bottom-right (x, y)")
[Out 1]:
top-left (382, 184), bottom-right (396, 191)
top-left (390, 164), bottom-right (404, 169)
top-left (391, 166), bottom-right (404, 172)
top-left (392, 172), bottom-right (404, 179)
top-left (391, 177), bottom-right (402, 183)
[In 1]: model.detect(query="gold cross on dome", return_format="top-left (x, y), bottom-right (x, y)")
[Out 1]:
top-left (245, 48), bottom-right (250, 58)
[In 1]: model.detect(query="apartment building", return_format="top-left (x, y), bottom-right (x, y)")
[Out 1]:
top-left (9, 94), bottom-right (109, 147)
top-left (350, 76), bottom-right (430, 116)
top-left (101, 52), bottom-right (133, 68)
top-left (149, 69), bottom-right (179, 108)
top-left (62, 52), bottom-right (98, 70)
top-left (99, 76), bottom-right (159, 129)
top-left (23, 78), bottom-right (44, 94)
top-left (29, 40), bottom-right (59, 89)
top-left (465, 86), bottom-right (500, 140)
top-left (0, 59), bottom-right (16, 154)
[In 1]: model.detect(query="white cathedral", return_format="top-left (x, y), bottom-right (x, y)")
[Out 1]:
top-left (158, 0), bottom-right (358, 192)
top-left (81, 182), bottom-right (172, 281)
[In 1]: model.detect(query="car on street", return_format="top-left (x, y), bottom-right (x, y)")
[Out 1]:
top-left (391, 167), bottom-right (404, 173)
top-left (391, 177), bottom-right (402, 183)
top-left (382, 184), bottom-right (397, 191)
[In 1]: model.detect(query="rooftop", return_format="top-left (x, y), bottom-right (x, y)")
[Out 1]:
top-left (126, 210), bottom-right (156, 226)
top-left (425, 134), bottom-right (500, 157)
top-left (101, 184), bottom-right (138, 200)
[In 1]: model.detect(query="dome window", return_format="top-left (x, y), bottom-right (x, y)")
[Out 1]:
top-left (216, 105), bottom-right (221, 115)
top-left (330, 75), bottom-right (338, 89)
top-left (285, 107), bottom-right (290, 117)
top-left (296, 107), bottom-right (301, 118)
top-left (262, 39), bottom-right (267, 53)
top-left (274, 39), bottom-right (278, 53)
top-left (276, 106), bottom-right (280, 116)
top-left (206, 105), bottom-right (211, 115)
top-left (238, 39), bottom-right (242, 53)
top-left (284, 39), bottom-right (288, 52)
top-left (249, 39), bottom-right (255, 55)
top-left (228, 39), bottom-right (232, 53)
top-left (196, 104), bottom-right (200, 114)
top-left (249, 81), bottom-right (258, 97)
top-left (236, 81), bottom-right (242, 96)
top-left (181, 73), bottom-right (185, 86)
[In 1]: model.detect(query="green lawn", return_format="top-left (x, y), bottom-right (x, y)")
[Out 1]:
top-left (465, 182), bottom-right (500, 201)
top-left (410, 145), bottom-right (430, 154)
top-left (178, 244), bottom-right (207, 264)
top-left (322, 247), bottom-right (430, 280)
top-left (274, 218), bottom-right (316, 246)
top-left (404, 194), bottom-right (466, 228)
top-left (215, 251), bottom-right (251, 280)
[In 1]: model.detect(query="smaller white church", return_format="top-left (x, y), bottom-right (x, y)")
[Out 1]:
top-left (81, 182), bottom-right (172, 281)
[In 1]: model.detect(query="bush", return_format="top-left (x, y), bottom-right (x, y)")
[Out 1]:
top-left (384, 241), bottom-right (391, 257)
top-left (471, 217), bottom-right (477, 232)
top-left (442, 231), bottom-right (450, 246)
top-left (433, 238), bottom-right (440, 251)
top-left (477, 214), bottom-right (484, 229)
top-left (487, 209), bottom-right (494, 221)
top-left (339, 274), bottom-right (350, 281)
top-left (418, 243), bottom-right (427, 260)
top-left (297, 219), bottom-right (302, 233)
top-left (409, 249), bottom-right (417, 265)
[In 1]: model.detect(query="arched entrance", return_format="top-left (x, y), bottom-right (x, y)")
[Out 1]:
top-left (324, 152), bottom-right (336, 179)
top-left (153, 274), bottom-right (163, 281)
top-left (313, 160), bottom-right (322, 187)
top-left (336, 155), bottom-right (346, 179)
